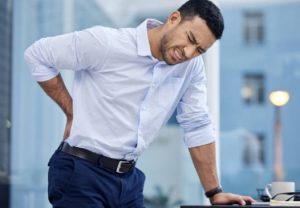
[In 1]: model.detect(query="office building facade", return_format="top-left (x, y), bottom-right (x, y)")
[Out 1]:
top-left (220, 0), bottom-right (300, 196)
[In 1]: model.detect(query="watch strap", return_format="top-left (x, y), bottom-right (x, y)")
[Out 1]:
top-left (205, 186), bottom-right (223, 198)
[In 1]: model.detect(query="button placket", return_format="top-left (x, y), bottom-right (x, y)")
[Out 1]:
top-left (133, 62), bottom-right (163, 159)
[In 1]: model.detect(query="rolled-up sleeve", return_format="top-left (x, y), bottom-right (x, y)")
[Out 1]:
top-left (24, 26), bottom-right (110, 81)
top-left (176, 58), bottom-right (215, 148)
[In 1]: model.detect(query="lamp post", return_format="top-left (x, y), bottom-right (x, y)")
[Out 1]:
top-left (269, 90), bottom-right (290, 181)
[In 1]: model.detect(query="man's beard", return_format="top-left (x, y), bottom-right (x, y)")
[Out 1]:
top-left (159, 34), bottom-right (174, 65)
top-left (159, 33), bottom-right (186, 65)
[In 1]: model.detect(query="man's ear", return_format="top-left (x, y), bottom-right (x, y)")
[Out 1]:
top-left (166, 11), bottom-right (182, 26)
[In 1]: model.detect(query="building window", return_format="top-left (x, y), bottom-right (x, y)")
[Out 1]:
top-left (241, 73), bottom-right (265, 104)
top-left (256, 133), bottom-right (266, 165)
top-left (243, 132), bottom-right (265, 166)
top-left (244, 11), bottom-right (264, 44)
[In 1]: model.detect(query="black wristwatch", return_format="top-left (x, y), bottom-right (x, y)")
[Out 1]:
top-left (205, 186), bottom-right (223, 198)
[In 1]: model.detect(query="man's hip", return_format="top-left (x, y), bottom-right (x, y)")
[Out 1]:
top-left (47, 144), bottom-right (145, 208)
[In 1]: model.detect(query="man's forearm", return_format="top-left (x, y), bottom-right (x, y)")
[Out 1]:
top-left (189, 142), bottom-right (219, 192)
top-left (38, 74), bottom-right (73, 118)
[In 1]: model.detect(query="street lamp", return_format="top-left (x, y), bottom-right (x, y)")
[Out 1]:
top-left (269, 90), bottom-right (290, 181)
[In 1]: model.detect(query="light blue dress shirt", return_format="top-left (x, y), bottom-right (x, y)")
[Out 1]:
top-left (24, 19), bottom-right (215, 160)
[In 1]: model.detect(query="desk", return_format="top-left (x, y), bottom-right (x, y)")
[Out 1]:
top-left (181, 206), bottom-right (300, 208)
top-left (181, 206), bottom-right (268, 208)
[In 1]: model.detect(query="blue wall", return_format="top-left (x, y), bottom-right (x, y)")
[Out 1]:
top-left (220, 1), bottom-right (300, 197)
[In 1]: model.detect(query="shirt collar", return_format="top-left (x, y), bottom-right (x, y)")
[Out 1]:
top-left (136, 19), bottom-right (163, 57)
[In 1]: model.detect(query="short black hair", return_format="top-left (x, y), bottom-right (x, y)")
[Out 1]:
top-left (178, 0), bottom-right (224, 39)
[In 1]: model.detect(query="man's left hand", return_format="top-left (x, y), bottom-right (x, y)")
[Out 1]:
top-left (210, 192), bottom-right (256, 205)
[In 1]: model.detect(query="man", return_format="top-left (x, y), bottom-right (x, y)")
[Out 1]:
top-left (24, 0), bottom-right (255, 207)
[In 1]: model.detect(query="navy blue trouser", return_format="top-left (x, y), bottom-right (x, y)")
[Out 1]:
top-left (48, 150), bottom-right (145, 208)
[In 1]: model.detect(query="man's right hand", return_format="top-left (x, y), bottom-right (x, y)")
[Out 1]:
top-left (63, 116), bottom-right (73, 140)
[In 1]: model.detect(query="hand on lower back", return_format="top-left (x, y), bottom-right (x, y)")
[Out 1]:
top-left (63, 117), bottom-right (73, 140)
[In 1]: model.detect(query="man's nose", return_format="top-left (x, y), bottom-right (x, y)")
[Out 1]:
top-left (184, 45), bottom-right (197, 59)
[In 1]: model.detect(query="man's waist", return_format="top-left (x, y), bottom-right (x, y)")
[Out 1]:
top-left (66, 133), bottom-right (144, 158)
top-left (58, 142), bottom-right (136, 174)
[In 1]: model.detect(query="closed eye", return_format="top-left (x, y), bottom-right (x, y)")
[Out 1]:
top-left (197, 48), bottom-right (203, 54)
top-left (186, 31), bottom-right (206, 54)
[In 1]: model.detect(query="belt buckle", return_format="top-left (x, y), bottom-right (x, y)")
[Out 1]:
top-left (116, 161), bottom-right (128, 174)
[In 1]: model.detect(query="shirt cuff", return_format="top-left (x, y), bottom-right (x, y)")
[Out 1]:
top-left (183, 124), bottom-right (216, 148)
top-left (30, 65), bottom-right (59, 82)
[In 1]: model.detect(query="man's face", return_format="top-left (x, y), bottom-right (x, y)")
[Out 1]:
top-left (160, 13), bottom-right (216, 65)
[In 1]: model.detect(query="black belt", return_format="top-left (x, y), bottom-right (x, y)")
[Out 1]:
top-left (58, 142), bottom-right (136, 174)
